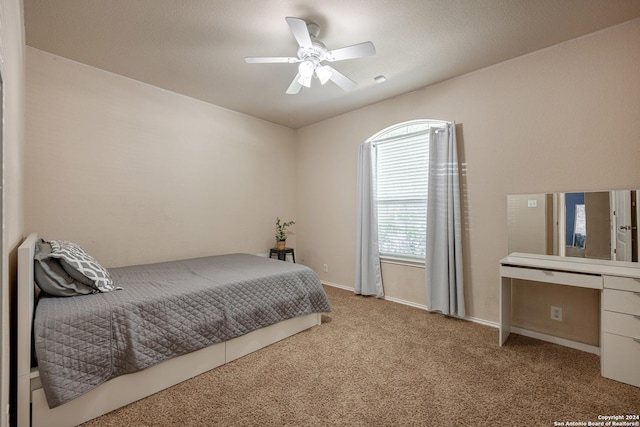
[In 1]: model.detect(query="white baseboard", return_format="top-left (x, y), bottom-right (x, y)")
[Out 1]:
top-left (321, 281), bottom-right (599, 355)
top-left (465, 316), bottom-right (499, 329)
top-left (510, 327), bottom-right (600, 355)
top-left (382, 294), bottom-right (429, 311)
top-left (321, 281), bottom-right (354, 292)
top-left (322, 280), bottom-right (481, 323)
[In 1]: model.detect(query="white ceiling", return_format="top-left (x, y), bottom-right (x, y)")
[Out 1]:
top-left (24, 0), bottom-right (640, 129)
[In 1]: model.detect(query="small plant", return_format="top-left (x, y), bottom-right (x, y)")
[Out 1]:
top-left (275, 217), bottom-right (295, 242)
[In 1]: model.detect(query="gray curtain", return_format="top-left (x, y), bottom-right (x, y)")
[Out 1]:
top-left (354, 142), bottom-right (384, 297)
top-left (426, 122), bottom-right (465, 317)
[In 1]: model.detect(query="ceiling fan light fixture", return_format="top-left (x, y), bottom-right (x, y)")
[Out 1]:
top-left (315, 65), bottom-right (333, 85)
top-left (298, 60), bottom-right (315, 78)
top-left (297, 73), bottom-right (312, 88)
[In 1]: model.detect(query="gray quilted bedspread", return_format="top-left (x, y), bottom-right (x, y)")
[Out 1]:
top-left (34, 254), bottom-right (331, 408)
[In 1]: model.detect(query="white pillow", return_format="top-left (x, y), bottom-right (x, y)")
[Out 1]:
top-left (48, 240), bottom-right (117, 293)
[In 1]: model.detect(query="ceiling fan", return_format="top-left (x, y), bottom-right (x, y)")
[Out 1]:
top-left (245, 17), bottom-right (376, 94)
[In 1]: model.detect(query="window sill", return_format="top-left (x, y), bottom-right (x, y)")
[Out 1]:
top-left (380, 256), bottom-right (425, 268)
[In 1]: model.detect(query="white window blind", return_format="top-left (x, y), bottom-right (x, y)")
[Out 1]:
top-left (375, 128), bottom-right (430, 259)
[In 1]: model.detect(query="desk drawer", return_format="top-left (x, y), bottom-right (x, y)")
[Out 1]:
top-left (602, 332), bottom-right (640, 388)
top-left (604, 275), bottom-right (640, 292)
top-left (602, 310), bottom-right (640, 337)
top-left (603, 289), bottom-right (640, 316)
top-left (501, 266), bottom-right (602, 289)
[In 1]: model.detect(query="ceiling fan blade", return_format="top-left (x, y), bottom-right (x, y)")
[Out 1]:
top-left (286, 73), bottom-right (303, 94)
top-left (327, 42), bottom-right (376, 61)
top-left (285, 17), bottom-right (312, 49)
top-left (326, 66), bottom-right (357, 91)
top-left (245, 56), bottom-right (299, 64)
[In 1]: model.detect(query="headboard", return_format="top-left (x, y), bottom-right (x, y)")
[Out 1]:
top-left (17, 233), bottom-right (38, 427)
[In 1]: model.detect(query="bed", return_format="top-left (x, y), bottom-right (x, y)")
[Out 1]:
top-left (17, 233), bottom-right (330, 427)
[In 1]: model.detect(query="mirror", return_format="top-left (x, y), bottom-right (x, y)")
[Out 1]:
top-left (508, 190), bottom-right (639, 262)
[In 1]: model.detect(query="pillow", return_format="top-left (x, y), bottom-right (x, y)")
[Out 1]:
top-left (34, 239), bottom-right (97, 297)
top-left (48, 239), bottom-right (117, 293)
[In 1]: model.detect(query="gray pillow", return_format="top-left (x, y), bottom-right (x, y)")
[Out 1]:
top-left (34, 239), bottom-right (97, 297)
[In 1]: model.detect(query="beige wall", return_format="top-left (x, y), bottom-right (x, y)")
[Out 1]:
top-left (25, 48), bottom-right (296, 267)
top-left (295, 19), bottom-right (640, 342)
top-left (0, 0), bottom-right (25, 425)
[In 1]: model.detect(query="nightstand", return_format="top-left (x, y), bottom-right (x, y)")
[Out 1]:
top-left (269, 247), bottom-right (295, 263)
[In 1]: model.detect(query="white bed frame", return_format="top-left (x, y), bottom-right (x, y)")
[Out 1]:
top-left (17, 233), bottom-right (321, 427)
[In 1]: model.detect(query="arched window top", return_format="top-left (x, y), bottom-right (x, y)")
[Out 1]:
top-left (367, 119), bottom-right (448, 144)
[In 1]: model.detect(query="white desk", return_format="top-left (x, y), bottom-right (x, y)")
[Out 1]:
top-left (499, 252), bottom-right (640, 388)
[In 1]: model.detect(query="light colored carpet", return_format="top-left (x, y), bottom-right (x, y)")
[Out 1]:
top-left (81, 285), bottom-right (640, 426)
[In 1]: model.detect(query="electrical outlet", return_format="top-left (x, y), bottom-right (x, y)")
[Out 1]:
top-left (323, 264), bottom-right (329, 273)
top-left (550, 306), bottom-right (563, 321)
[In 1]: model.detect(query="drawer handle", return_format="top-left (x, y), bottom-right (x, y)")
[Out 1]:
top-left (542, 270), bottom-right (554, 276)
top-left (635, 292), bottom-right (640, 297)
top-left (635, 338), bottom-right (640, 344)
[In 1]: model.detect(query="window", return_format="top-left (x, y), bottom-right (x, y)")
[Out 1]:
top-left (370, 120), bottom-right (445, 260)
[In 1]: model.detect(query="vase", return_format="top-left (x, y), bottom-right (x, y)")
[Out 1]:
top-left (276, 241), bottom-right (286, 250)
